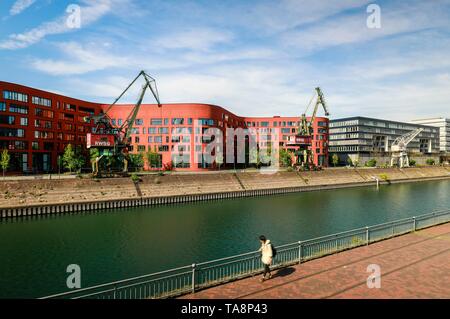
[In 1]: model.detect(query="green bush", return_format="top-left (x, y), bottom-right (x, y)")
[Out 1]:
top-left (426, 159), bottom-right (435, 166)
top-left (286, 166), bottom-right (294, 172)
top-left (365, 159), bottom-right (377, 167)
top-left (131, 173), bottom-right (140, 183)
top-left (409, 159), bottom-right (416, 166)
top-left (379, 173), bottom-right (389, 181)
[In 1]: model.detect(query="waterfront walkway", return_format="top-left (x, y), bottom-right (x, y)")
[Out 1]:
top-left (180, 222), bottom-right (450, 299)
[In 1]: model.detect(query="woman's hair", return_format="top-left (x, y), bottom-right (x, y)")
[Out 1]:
top-left (259, 235), bottom-right (266, 242)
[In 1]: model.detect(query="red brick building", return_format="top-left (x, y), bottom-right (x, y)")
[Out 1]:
top-left (0, 81), bottom-right (329, 172)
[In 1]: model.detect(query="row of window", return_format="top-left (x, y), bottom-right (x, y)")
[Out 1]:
top-left (2, 91), bottom-right (99, 114)
top-left (3, 91), bottom-right (28, 103)
top-left (0, 115), bottom-right (28, 126)
top-left (112, 118), bottom-right (213, 127)
top-left (32, 96), bottom-right (52, 107)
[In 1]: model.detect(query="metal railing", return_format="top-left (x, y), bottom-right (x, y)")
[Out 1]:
top-left (41, 209), bottom-right (450, 299)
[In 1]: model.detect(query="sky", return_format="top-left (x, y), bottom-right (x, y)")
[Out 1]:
top-left (0, 0), bottom-right (449, 120)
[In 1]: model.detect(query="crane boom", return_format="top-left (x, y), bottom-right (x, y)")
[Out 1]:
top-left (391, 128), bottom-right (424, 152)
top-left (85, 70), bottom-right (162, 176)
top-left (390, 127), bottom-right (424, 168)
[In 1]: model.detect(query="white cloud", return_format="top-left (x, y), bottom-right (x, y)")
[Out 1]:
top-left (245, 0), bottom-right (373, 33)
top-left (282, 1), bottom-right (450, 53)
top-left (10, 0), bottom-right (36, 16)
top-left (31, 42), bottom-right (130, 75)
top-left (153, 28), bottom-right (233, 51)
top-left (0, 0), bottom-right (127, 50)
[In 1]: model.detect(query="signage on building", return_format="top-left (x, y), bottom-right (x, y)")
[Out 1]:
top-left (86, 133), bottom-right (115, 148)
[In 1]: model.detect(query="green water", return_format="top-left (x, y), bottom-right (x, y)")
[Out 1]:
top-left (0, 180), bottom-right (449, 298)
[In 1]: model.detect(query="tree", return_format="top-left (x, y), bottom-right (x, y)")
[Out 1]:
top-left (74, 145), bottom-right (86, 173)
top-left (63, 144), bottom-right (77, 173)
top-left (130, 153), bottom-right (144, 171)
top-left (1, 149), bottom-right (10, 178)
top-left (146, 150), bottom-right (161, 169)
top-left (249, 148), bottom-right (261, 168)
top-left (279, 149), bottom-right (293, 167)
top-left (332, 153), bottom-right (339, 167)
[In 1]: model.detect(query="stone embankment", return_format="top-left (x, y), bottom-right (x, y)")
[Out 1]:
top-left (0, 167), bottom-right (448, 218)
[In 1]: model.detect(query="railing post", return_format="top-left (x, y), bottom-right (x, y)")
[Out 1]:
top-left (392, 222), bottom-right (395, 236)
top-left (413, 217), bottom-right (416, 232)
top-left (252, 253), bottom-right (256, 275)
top-left (366, 226), bottom-right (369, 245)
top-left (298, 241), bottom-right (302, 264)
top-left (113, 284), bottom-right (117, 299)
top-left (191, 263), bottom-right (196, 293)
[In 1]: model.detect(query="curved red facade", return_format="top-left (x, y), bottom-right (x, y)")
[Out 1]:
top-left (0, 81), bottom-right (328, 172)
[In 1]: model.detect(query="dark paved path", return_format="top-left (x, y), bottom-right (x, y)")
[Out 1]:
top-left (180, 223), bottom-right (450, 299)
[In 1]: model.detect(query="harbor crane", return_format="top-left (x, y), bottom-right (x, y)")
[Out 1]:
top-left (85, 70), bottom-right (161, 176)
top-left (293, 87), bottom-right (330, 170)
top-left (390, 127), bottom-right (423, 168)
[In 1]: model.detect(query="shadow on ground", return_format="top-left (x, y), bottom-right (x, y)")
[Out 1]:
top-left (274, 267), bottom-right (296, 278)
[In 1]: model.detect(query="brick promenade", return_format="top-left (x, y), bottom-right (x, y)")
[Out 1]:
top-left (180, 223), bottom-right (450, 299)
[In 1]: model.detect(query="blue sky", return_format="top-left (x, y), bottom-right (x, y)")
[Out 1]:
top-left (1, 0), bottom-right (450, 120)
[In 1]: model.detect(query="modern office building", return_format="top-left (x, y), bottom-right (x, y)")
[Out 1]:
top-left (410, 118), bottom-right (450, 153)
top-left (0, 81), bottom-right (329, 173)
top-left (329, 116), bottom-right (440, 165)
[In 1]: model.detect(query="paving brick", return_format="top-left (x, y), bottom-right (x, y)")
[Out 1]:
top-left (179, 223), bottom-right (450, 299)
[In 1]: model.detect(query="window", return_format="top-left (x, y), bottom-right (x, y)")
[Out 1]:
top-left (172, 118), bottom-right (184, 125)
top-left (118, 119), bottom-right (123, 126)
top-left (135, 119), bottom-right (143, 125)
top-left (188, 118), bottom-right (193, 125)
top-left (32, 142), bottom-right (39, 150)
top-left (0, 128), bottom-right (24, 137)
top-left (148, 127), bottom-right (157, 134)
top-left (137, 145), bottom-right (146, 152)
top-left (111, 119), bottom-right (116, 126)
top-left (0, 102), bottom-right (5, 111)
top-left (35, 108), bottom-right (54, 118)
top-left (159, 127), bottom-right (169, 134)
top-left (9, 104), bottom-right (28, 114)
top-left (32, 96), bottom-right (52, 107)
top-left (154, 136), bottom-right (162, 143)
top-left (148, 136), bottom-right (153, 143)
top-left (0, 115), bottom-right (15, 125)
top-left (3, 90), bottom-right (28, 102)
top-left (20, 118), bottom-right (28, 126)
top-left (281, 128), bottom-right (290, 134)
top-left (198, 118), bottom-right (214, 126)
top-left (261, 121), bottom-right (269, 127)
top-left (151, 118), bottom-right (162, 125)
top-left (65, 103), bottom-right (76, 111)
top-left (182, 136), bottom-right (190, 143)
top-left (135, 136), bottom-right (140, 143)
top-left (35, 131), bottom-right (54, 139)
top-left (158, 145), bottom-right (169, 152)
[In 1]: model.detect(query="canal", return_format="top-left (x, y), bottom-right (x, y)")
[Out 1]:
top-left (0, 179), bottom-right (449, 298)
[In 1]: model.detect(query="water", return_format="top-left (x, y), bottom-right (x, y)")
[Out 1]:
top-left (0, 179), bottom-right (449, 298)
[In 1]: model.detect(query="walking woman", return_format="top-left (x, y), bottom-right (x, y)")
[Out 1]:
top-left (258, 235), bottom-right (273, 282)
